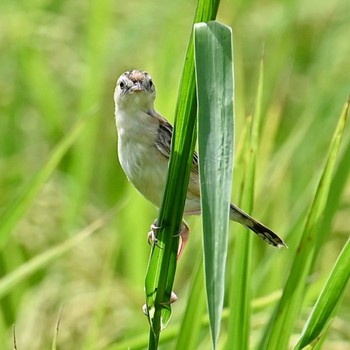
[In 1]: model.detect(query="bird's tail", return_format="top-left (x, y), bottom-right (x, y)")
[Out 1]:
top-left (230, 204), bottom-right (287, 248)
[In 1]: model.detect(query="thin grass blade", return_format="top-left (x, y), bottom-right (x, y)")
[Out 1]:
top-left (0, 209), bottom-right (114, 299)
top-left (260, 97), bottom-right (349, 349)
top-left (225, 56), bottom-right (265, 350)
top-left (65, 0), bottom-right (114, 227)
top-left (293, 238), bottom-right (350, 349)
top-left (52, 306), bottom-right (63, 350)
top-left (0, 116), bottom-right (91, 249)
top-left (174, 258), bottom-right (206, 350)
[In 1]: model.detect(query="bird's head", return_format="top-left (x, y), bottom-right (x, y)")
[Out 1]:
top-left (114, 70), bottom-right (156, 111)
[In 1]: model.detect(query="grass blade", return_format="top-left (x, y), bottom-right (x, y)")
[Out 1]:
top-left (260, 97), bottom-right (349, 349)
top-left (0, 209), bottom-right (114, 299)
top-left (226, 56), bottom-right (265, 350)
top-left (294, 237), bottom-right (350, 349)
top-left (65, 0), bottom-right (114, 227)
top-left (194, 21), bottom-right (234, 348)
top-left (52, 306), bottom-right (63, 350)
top-left (0, 116), bottom-right (90, 249)
top-left (104, 290), bottom-right (284, 350)
top-left (174, 258), bottom-right (206, 350)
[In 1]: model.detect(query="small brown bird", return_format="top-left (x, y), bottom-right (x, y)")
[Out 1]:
top-left (114, 70), bottom-right (286, 256)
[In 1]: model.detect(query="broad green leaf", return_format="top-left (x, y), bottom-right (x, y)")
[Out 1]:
top-left (195, 21), bottom-right (234, 348)
top-left (294, 238), bottom-right (350, 349)
top-left (260, 97), bottom-right (349, 349)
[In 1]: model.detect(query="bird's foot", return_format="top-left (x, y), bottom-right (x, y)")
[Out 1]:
top-left (147, 219), bottom-right (190, 259)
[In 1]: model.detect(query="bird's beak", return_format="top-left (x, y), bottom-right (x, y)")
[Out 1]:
top-left (131, 81), bottom-right (143, 93)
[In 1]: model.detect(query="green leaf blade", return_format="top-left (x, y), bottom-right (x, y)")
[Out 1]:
top-left (194, 21), bottom-right (234, 348)
top-left (294, 238), bottom-right (350, 349)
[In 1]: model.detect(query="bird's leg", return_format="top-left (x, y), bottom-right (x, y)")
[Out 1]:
top-left (148, 219), bottom-right (189, 258)
top-left (176, 221), bottom-right (189, 259)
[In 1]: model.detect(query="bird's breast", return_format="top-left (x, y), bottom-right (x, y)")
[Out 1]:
top-left (116, 111), bottom-right (168, 207)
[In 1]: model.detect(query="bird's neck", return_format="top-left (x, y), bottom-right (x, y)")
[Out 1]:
top-left (115, 104), bottom-right (158, 140)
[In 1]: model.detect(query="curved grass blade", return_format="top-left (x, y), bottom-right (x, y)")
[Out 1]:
top-left (195, 21), bottom-right (234, 348)
top-left (225, 56), bottom-right (265, 350)
top-left (260, 97), bottom-right (349, 349)
top-left (65, 0), bottom-right (114, 227)
top-left (0, 209), bottom-right (114, 299)
top-left (144, 1), bottom-right (220, 348)
top-left (105, 290), bottom-right (283, 350)
top-left (174, 258), bottom-right (206, 350)
top-left (315, 125), bottom-right (350, 256)
top-left (13, 325), bottom-right (17, 350)
top-left (293, 238), bottom-right (350, 349)
top-left (52, 306), bottom-right (63, 350)
top-left (0, 116), bottom-right (91, 249)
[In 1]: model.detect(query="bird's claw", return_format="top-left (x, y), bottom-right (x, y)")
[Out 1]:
top-left (147, 221), bottom-right (162, 249)
top-left (142, 291), bottom-right (178, 316)
top-left (163, 291), bottom-right (178, 305)
top-left (147, 219), bottom-right (190, 259)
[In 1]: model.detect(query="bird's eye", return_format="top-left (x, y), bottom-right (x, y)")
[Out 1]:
top-left (149, 80), bottom-right (153, 88)
top-left (119, 81), bottom-right (125, 89)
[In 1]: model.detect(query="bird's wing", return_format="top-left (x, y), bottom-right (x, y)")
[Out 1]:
top-left (155, 115), bottom-right (200, 199)
top-left (155, 116), bottom-right (173, 158)
top-left (155, 116), bottom-right (199, 175)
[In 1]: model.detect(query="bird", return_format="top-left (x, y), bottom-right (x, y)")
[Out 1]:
top-left (114, 69), bottom-right (286, 257)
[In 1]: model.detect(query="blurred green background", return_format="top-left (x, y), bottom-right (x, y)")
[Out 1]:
top-left (0, 0), bottom-right (349, 349)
